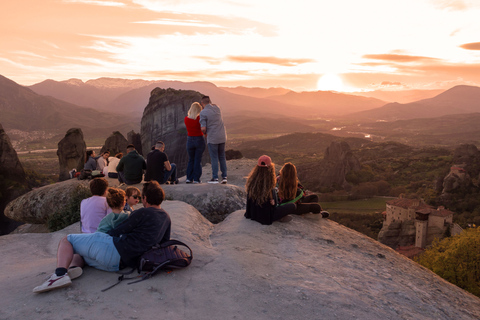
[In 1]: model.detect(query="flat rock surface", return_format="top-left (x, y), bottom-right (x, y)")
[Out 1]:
top-left (1, 200), bottom-right (480, 320)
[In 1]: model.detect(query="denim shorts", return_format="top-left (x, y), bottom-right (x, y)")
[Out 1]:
top-left (68, 232), bottom-right (121, 272)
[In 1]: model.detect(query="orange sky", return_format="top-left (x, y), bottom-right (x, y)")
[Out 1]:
top-left (1, 0), bottom-right (480, 92)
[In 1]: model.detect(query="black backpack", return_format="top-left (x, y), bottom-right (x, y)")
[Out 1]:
top-left (102, 239), bottom-right (192, 291)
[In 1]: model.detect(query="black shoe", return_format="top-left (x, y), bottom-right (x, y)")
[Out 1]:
top-left (320, 211), bottom-right (330, 218)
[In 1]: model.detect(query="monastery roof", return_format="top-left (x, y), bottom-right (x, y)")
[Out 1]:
top-left (430, 208), bottom-right (454, 218)
top-left (386, 198), bottom-right (432, 210)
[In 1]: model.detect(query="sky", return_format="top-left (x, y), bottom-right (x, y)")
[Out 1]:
top-left (1, 0), bottom-right (480, 92)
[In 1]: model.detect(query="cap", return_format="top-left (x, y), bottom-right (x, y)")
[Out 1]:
top-left (257, 155), bottom-right (272, 167)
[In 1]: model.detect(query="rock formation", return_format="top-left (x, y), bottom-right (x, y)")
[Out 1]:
top-left (57, 128), bottom-right (86, 181)
top-left (5, 179), bottom-right (90, 225)
top-left (299, 141), bottom-right (361, 190)
top-left (127, 130), bottom-right (143, 156)
top-left (0, 123), bottom-right (28, 235)
top-left (100, 131), bottom-right (129, 156)
top-left (1, 202), bottom-right (480, 319)
top-left (377, 220), bottom-right (416, 248)
top-left (160, 184), bottom-right (246, 223)
top-left (141, 88), bottom-right (204, 177)
top-left (225, 149), bottom-right (243, 160)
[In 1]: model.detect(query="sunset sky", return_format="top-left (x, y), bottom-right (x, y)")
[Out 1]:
top-left (1, 0), bottom-right (480, 92)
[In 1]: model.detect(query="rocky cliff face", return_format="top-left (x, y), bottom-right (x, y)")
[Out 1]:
top-left (127, 130), bottom-right (143, 156)
top-left (100, 131), bottom-right (129, 156)
top-left (0, 123), bottom-right (28, 235)
top-left (377, 220), bottom-right (416, 249)
top-left (299, 141), bottom-right (361, 190)
top-left (57, 128), bottom-right (86, 181)
top-left (141, 88), bottom-right (204, 177)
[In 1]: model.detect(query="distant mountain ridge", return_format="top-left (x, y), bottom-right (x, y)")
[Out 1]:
top-left (346, 85), bottom-right (480, 121)
top-left (27, 77), bottom-right (391, 119)
top-left (0, 75), bottom-right (139, 139)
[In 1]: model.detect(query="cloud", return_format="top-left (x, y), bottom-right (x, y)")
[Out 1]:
top-left (460, 42), bottom-right (480, 50)
top-left (62, 0), bottom-right (127, 7)
top-left (431, 0), bottom-right (468, 11)
top-left (226, 56), bottom-right (314, 66)
top-left (362, 54), bottom-right (439, 63)
top-left (380, 81), bottom-right (403, 86)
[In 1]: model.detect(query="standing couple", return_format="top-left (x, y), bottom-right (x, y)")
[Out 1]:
top-left (184, 96), bottom-right (227, 184)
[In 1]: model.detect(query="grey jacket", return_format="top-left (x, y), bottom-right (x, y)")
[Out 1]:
top-left (199, 104), bottom-right (227, 144)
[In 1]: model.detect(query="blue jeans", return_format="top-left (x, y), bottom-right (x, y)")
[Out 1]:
top-left (161, 163), bottom-right (177, 184)
top-left (186, 136), bottom-right (206, 182)
top-left (208, 143), bottom-right (227, 180)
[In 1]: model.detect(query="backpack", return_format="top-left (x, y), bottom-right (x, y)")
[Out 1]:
top-left (101, 239), bottom-right (193, 291)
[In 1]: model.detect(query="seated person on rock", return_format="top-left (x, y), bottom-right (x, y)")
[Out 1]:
top-left (96, 188), bottom-right (130, 233)
top-left (80, 177), bottom-right (110, 233)
top-left (277, 162), bottom-right (329, 218)
top-left (144, 141), bottom-right (178, 184)
top-left (106, 152), bottom-right (122, 179)
top-left (33, 181), bottom-right (171, 293)
top-left (96, 151), bottom-right (110, 173)
top-left (123, 186), bottom-right (141, 214)
top-left (244, 155), bottom-right (297, 225)
top-left (84, 150), bottom-right (101, 171)
top-left (116, 144), bottom-right (146, 185)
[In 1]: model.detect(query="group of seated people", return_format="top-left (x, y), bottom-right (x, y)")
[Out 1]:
top-left (83, 142), bottom-right (178, 186)
top-left (245, 155), bottom-right (329, 225)
top-left (34, 154), bottom-right (327, 293)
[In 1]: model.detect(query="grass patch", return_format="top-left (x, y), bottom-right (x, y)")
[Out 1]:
top-left (322, 197), bottom-right (394, 214)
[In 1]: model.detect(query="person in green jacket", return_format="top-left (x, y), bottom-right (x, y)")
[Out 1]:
top-left (116, 144), bottom-right (146, 185)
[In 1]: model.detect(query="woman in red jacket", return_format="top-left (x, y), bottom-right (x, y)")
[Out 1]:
top-left (184, 102), bottom-right (206, 183)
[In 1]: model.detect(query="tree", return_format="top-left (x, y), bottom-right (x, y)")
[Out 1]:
top-left (415, 227), bottom-right (480, 297)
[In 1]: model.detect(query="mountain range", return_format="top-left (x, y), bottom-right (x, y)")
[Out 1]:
top-left (0, 75), bottom-right (140, 139)
top-left (4, 73), bottom-right (480, 148)
top-left (346, 85), bottom-right (480, 121)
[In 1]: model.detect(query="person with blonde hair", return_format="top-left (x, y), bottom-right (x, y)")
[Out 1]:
top-left (244, 155), bottom-right (296, 225)
top-left (277, 162), bottom-right (329, 218)
top-left (184, 101), bottom-right (206, 183)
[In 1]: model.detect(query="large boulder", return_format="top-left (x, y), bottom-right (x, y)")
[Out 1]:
top-left (57, 128), bottom-right (86, 181)
top-left (100, 131), bottom-right (129, 156)
top-left (1, 202), bottom-right (480, 319)
top-left (127, 130), bottom-right (143, 156)
top-left (4, 179), bottom-right (90, 224)
top-left (161, 183), bottom-right (246, 223)
top-left (140, 88), bottom-right (204, 177)
top-left (0, 123), bottom-right (28, 235)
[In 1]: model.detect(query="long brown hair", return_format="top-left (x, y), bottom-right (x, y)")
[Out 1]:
top-left (277, 162), bottom-right (298, 201)
top-left (245, 164), bottom-right (276, 206)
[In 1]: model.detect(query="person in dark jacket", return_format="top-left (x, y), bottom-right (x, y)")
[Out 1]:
top-left (144, 141), bottom-right (178, 184)
top-left (33, 181), bottom-right (171, 293)
top-left (116, 144), bottom-right (146, 185)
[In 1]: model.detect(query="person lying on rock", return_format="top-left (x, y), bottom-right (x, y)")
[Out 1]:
top-left (277, 162), bottom-right (329, 218)
top-left (244, 155), bottom-right (296, 224)
top-left (80, 177), bottom-right (110, 233)
top-left (33, 181), bottom-right (171, 293)
top-left (95, 188), bottom-right (129, 233)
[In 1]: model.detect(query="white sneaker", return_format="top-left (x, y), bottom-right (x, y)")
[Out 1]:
top-left (221, 178), bottom-right (227, 184)
top-left (208, 178), bottom-right (219, 184)
top-left (33, 273), bottom-right (72, 293)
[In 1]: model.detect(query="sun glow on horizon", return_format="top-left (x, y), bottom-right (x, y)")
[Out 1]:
top-left (317, 73), bottom-right (346, 92)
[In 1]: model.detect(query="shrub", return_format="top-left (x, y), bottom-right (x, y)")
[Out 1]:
top-left (47, 184), bottom-right (92, 232)
top-left (415, 227), bottom-right (480, 297)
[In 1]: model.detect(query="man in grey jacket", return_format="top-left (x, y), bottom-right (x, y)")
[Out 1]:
top-left (199, 96), bottom-right (227, 184)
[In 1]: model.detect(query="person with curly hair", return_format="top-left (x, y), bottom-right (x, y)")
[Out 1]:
top-left (277, 162), bottom-right (329, 218)
top-left (244, 155), bottom-right (296, 225)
